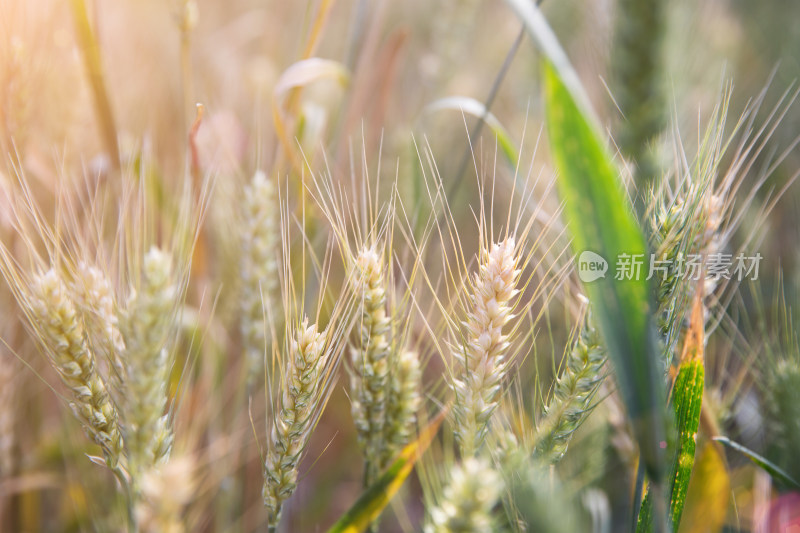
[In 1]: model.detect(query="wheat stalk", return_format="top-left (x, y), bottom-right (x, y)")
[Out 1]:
top-left (0, 352), bottom-right (15, 477)
top-left (450, 238), bottom-right (521, 456)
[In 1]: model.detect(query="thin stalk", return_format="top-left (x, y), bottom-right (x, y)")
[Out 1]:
top-left (448, 25), bottom-right (525, 202)
top-left (447, 0), bottom-right (545, 202)
top-left (68, 0), bottom-right (120, 170)
top-left (110, 465), bottom-right (136, 533)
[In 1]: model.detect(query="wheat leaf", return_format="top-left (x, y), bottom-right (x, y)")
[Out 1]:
top-left (326, 409), bottom-right (446, 533)
top-left (542, 60), bottom-right (667, 488)
top-left (713, 436), bottom-right (800, 490)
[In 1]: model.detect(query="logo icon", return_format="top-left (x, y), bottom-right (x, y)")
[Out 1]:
top-left (577, 251), bottom-right (608, 283)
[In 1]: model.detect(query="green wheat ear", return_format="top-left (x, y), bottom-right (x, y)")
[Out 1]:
top-left (383, 349), bottom-right (422, 466)
top-left (533, 306), bottom-right (606, 464)
top-left (765, 359), bottom-right (800, 485)
top-left (612, 0), bottom-right (666, 203)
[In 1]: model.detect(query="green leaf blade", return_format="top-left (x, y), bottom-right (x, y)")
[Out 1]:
top-left (669, 360), bottom-right (704, 530)
top-left (714, 436), bottom-right (800, 490)
top-left (543, 62), bottom-right (667, 485)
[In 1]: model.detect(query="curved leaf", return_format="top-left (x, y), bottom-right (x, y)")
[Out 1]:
top-left (327, 410), bottom-right (446, 533)
top-left (424, 96), bottom-right (519, 166)
top-left (713, 436), bottom-right (800, 490)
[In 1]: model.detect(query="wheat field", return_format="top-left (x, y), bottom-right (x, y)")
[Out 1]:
top-left (0, 0), bottom-right (799, 532)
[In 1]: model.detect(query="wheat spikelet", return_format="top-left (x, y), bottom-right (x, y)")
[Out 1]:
top-left (534, 310), bottom-right (606, 464)
top-left (451, 238), bottom-right (520, 455)
top-left (239, 170), bottom-right (280, 388)
top-left (29, 269), bottom-right (123, 468)
top-left (425, 457), bottom-right (503, 533)
top-left (383, 349), bottom-right (421, 465)
top-left (350, 246), bottom-right (391, 482)
top-left (651, 188), bottom-right (724, 360)
top-left (121, 247), bottom-right (176, 475)
top-left (263, 318), bottom-right (328, 530)
top-left (73, 262), bottom-right (126, 389)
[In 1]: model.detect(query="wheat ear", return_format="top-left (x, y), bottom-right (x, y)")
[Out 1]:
top-left (383, 349), bottom-right (421, 465)
top-left (425, 457), bottom-right (504, 533)
top-left (240, 170), bottom-right (280, 388)
top-left (73, 262), bottom-right (127, 392)
top-left (121, 247), bottom-right (176, 476)
top-left (534, 309), bottom-right (606, 464)
top-left (263, 318), bottom-right (328, 530)
top-left (652, 190), bottom-right (724, 358)
top-left (29, 269), bottom-right (124, 468)
top-left (350, 246), bottom-right (392, 482)
top-left (766, 358), bottom-right (800, 483)
top-left (451, 238), bottom-right (520, 456)
top-left (134, 455), bottom-right (196, 533)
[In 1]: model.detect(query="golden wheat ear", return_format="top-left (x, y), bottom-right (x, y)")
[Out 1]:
top-left (303, 150), bottom-right (426, 494)
top-left (28, 269), bottom-right (125, 469)
top-left (120, 247), bottom-right (178, 478)
top-left (261, 174), bottom-right (359, 532)
top-left (449, 237), bottom-right (521, 456)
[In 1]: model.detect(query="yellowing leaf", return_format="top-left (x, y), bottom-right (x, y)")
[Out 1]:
top-left (678, 442), bottom-right (730, 533)
top-left (327, 409), bottom-right (446, 533)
